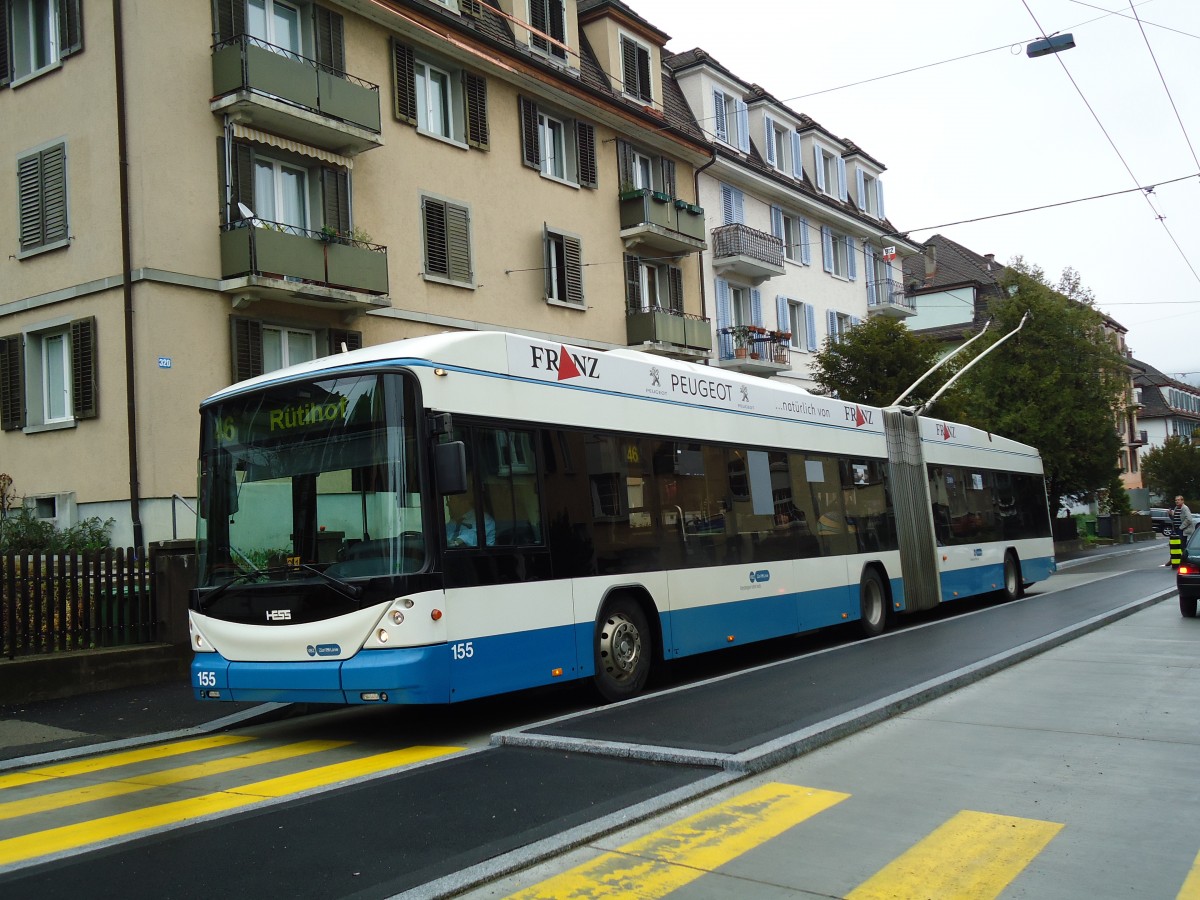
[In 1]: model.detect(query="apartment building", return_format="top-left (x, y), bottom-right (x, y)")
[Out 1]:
top-left (0, 0), bottom-right (715, 546)
top-left (665, 48), bottom-right (922, 390)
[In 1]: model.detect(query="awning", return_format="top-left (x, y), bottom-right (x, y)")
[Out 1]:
top-left (231, 123), bottom-right (353, 170)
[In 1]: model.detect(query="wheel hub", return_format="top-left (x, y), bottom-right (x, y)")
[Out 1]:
top-left (601, 615), bottom-right (642, 679)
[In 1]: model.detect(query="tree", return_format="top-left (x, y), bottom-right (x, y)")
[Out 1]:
top-left (953, 259), bottom-right (1127, 513)
top-left (810, 316), bottom-right (964, 417)
top-left (1141, 435), bottom-right (1200, 502)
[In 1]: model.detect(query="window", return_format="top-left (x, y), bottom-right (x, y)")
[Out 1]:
top-left (529, 0), bottom-right (566, 60)
top-left (392, 39), bottom-right (490, 150)
top-left (821, 226), bottom-right (856, 280)
top-left (813, 144), bottom-right (846, 200)
top-left (620, 34), bottom-right (652, 103)
top-left (777, 297), bottom-right (817, 351)
top-left (545, 227), bottom-right (583, 306)
top-left (253, 157), bottom-right (309, 230)
top-left (826, 310), bottom-right (858, 344)
top-left (230, 317), bottom-right (360, 382)
top-left (16, 142), bottom-right (68, 256)
top-left (770, 206), bottom-right (810, 265)
top-left (720, 184), bottom-right (744, 225)
top-left (2, 0), bottom-right (82, 87)
top-left (422, 195), bottom-right (473, 286)
top-left (518, 97), bottom-right (596, 187)
top-left (624, 255), bottom-right (683, 313)
top-left (711, 88), bottom-right (748, 151)
top-left (0, 317), bottom-right (97, 431)
top-left (616, 140), bottom-right (674, 196)
top-left (715, 279), bottom-right (763, 355)
top-left (224, 141), bottom-right (349, 235)
top-left (247, 0), bottom-right (302, 57)
top-left (856, 168), bottom-right (885, 218)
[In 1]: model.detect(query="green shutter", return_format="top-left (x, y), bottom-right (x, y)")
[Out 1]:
top-left (17, 144), bottom-right (68, 252)
top-left (17, 153), bottom-right (43, 250)
top-left (313, 5), bottom-right (344, 74)
top-left (445, 203), bottom-right (472, 283)
top-left (576, 122), bottom-right (596, 189)
top-left (214, 0), bottom-right (246, 44)
top-left (667, 266), bottom-right (683, 314)
top-left (624, 254), bottom-right (641, 312)
top-left (616, 140), bottom-right (634, 191)
top-left (70, 317), bottom-right (97, 420)
top-left (423, 197), bottom-right (448, 276)
top-left (59, 0), bottom-right (83, 58)
top-left (0, 334), bottom-right (24, 431)
top-left (391, 38), bottom-right (417, 125)
top-left (329, 329), bottom-right (362, 354)
top-left (230, 141), bottom-right (254, 222)
top-left (231, 317), bottom-right (263, 382)
top-left (321, 167), bottom-right (351, 234)
top-left (564, 235), bottom-right (583, 305)
top-left (621, 37), bottom-right (637, 96)
top-left (529, 0), bottom-right (548, 52)
top-left (463, 71), bottom-right (489, 150)
top-left (660, 158), bottom-right (676, 199)
top-left (519, 96), bottom-right (539, 169)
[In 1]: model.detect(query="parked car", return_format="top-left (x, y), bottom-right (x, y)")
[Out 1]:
top-left (1177, 531), bottom-right (1200, 617)
top-left (1148, 507), bottom-right (1200, 533)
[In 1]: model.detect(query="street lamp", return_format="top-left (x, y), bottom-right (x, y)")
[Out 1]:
top-left (1027, 33), bottom-right (1075, 58)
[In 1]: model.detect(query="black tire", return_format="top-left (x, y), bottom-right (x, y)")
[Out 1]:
top-left (1181, 594), bottom-right (1198, 619)
top-left (858, 568), bottom-right (888, 638)
top-left (593, 597), bottom-right (653, 702)
top-left (1001, 551), bottom-right (1023, 602)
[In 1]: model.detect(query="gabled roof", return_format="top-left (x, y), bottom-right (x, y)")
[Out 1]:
top-left (903, 233), bottom-right (1007, 293)
top-left (1133, 359), bottom-right (1200, 421)
top-left (577, 0), bottom-right (670, 43)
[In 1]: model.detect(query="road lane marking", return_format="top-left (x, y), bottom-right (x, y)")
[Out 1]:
top-left (0, 740), bottom-right (351, 821)
top-left (0, 735), bottom-right (255, 791)
top-left (504, 782), bottom-right (849, 900)
top-left (1179, 848), bottom-right (1200, 899)
top-left (847, 809), bottom-right (1063, 900)
top-left (0, 745), bottom-right (462, 867)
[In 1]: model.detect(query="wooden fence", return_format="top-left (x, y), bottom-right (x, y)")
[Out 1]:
top-left (1, 548), bottom-right (156, 659)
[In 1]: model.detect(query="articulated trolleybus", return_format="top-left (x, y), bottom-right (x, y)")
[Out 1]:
top-left (190, 331), bottom-right (1055, 705)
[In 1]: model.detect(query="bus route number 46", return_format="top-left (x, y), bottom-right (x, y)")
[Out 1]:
top-left (451, 642), bottom-right (474, 660)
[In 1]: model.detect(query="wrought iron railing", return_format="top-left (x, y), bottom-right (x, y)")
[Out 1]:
top-left (716, 327), bottom-right (792, 363)
top-left (710, 223), bottom-right (785, 268)
top-left (867, 277), bottom-right (914, 309)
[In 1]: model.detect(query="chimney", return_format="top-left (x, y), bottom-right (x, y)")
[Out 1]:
top-left (923, 244), bottom-right (937, 282)
top-left (984, 253), bottom-right (995, 271)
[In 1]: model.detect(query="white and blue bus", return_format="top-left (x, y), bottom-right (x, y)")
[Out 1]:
top-left (190, 331), bottom-right (1055, 705)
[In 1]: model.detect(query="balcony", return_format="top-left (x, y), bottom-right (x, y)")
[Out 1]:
top-left (710, 223), bottom-right (785, 284)
top-left (219, 221), bottom-right (390, 311)
top-left (867, 278), bottom-right (915, 318)
top-left (619, 191), bottom-right (706, 257)
top-left (714, 327), bottom-right (793, 375)
top-left (626, 307), bottom-right (712, 360)
top-left (211, 35), bottom-right (382, 155)
top-left (1130, 430), bottom-right (1149, 446)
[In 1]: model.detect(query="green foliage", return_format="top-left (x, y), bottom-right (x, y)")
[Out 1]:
top-left (0, 507), bottom-right (115, 553)
top-left (1140, 435), bottom-right (1200, 501)
top-left (1097, 473), bottom-right (1133, 515)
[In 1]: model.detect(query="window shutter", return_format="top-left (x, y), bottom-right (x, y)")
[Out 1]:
top-left (18, 145), bottom-right (68, 252)
top-left (735, 99), bottom-right (750, 153)
top-left (620, 36), bottom-right (637, 96)
top-left (624, 254), bottom-right (641, 312)
top-left (59, 0), bottom-right (84, 59)
top-left (41, 145), bottom-right (67, 245)
top-left (547, 0), bottom-right (565, 53)
top-left (791, 131), bottom-right (802, 180)
top-left (667, 266), bottom-right (683, 313)
top-left (564, 234), bottom-right (583, 305)
top-left (576, 122), bottom-right (597, 188)
top-left (462, 71), bottom-right (490, 150)
top-left (764, 116), bottom-right (776, 166)
top-left (460, 0), bottom-right (485, 19)
top-left (0, 0), bottom-right (11, 88)
top-left (423, 197), bottom-right (448, 276)
top-left (636, 43), bottom-right (652, 102)
top-left (391, 39), bottom-right (417, 125)
top-left (837, 156), bottom-right (847, 201)
top-left (821, 226), bottom-right (833, 273)
top-left (856, 168), bottom-right (866, 211)
top-left (70, 317), bottom-right (97, 420)
top-left (231, 317), bottom-right (263, 383)
top-left (827, 310), bottom-right (838, 343)
top-left (530, 0), bottom-right (548, 52)
top-left (616, 139), bottom-right (634, 190)
top-left (329, 329), bottom-right (362, 354)
top-left (800, 218), bottom-right (811, 265)
top-left (770, 205), bottom-right (783, 240)
top-left (0, 334), bottom-right (24, 431)
top-left (229, 141), bottom-right (255, 222)
top-left (805, 304), bottom-right (817, 351)
top-left (321, 168), bottom-right (351, 234)
top-left (313, 6), bottom-right (345, 74)
top-left (847, 237), bottom-right (857, 281)
top-left (214, 0), bottom-right (246, 43)
top-left (659, 158), bottom-right (676, 198)
top-left (712, 90), bottom-right (727, 143)
top-left (750, 289), bottom-right (763, 328)
top-left (864, 244), bottom-right (877, 305)
top-left (715, 279), bottom-right (731, 357)
top-left (519, 96), bottom-right (540, 169)
top-left (877, 180), bottom-right (886, 219)
top-left (17, 153), bottom-right (43, 251)
top-left (445, 202), bottom-right (472, 283)
top-left (813, 146), bottom-right (825, 192)
top-left (776, 295), bottom-right (788, 331)
top-left (720, 184), bottom-right (743, 225)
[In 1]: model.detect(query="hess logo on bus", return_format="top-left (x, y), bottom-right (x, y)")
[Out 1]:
top-left (530, 345), bottom-right (600, 381)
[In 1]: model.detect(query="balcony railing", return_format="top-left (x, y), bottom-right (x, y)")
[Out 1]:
top-left (220, 220), bottom-right (389, 298)
top-left (716, 327), bottom-right (792, 370)
top-left (866, 278), bottom-right (915, 316)
top-left (626, 307), bottom-right (712, 355)
top-left (618, 190), bottom-right (706, 255)
top-left (211, 34), bottom-right (382, 148)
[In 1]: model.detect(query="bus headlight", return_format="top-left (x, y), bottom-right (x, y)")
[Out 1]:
top-left (391, 610), bottom-right (404, 625)
top-left (377, 628), bottom-right (389, 643)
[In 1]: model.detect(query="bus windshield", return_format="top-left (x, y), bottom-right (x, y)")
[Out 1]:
top-left (197, 371), bottom-right (425, 587)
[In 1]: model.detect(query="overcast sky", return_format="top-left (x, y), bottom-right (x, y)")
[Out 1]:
top-left (628, 0), bottom-right (1200, 379)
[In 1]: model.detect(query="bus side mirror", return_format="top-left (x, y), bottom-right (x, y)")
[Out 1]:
top-left (435, 441), bottom-right (468, 495)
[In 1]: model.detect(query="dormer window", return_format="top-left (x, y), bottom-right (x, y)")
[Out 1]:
top-left (763, 116), bottom-right (803, 180)
top-left (813, 144), bottom-right (846, 201)
top-left (620, 33), bottom-right (652, 103)
top-left (856, 168), bottom-right (886, 219)
top-left (712, 88), bottom-right (749, 152)
top-left (529, 0), bottom-right (567, 61)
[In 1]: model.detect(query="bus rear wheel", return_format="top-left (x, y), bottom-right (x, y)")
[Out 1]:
top-left (859, 569), bottom-right (888, 638)
top-left (1001, 551), bottom-right (1023, 602)
top-left (594, 597), bottom-right (652, 702)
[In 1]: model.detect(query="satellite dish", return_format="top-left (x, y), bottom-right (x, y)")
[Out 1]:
top-left (237, 202), bottom-right (255, 221)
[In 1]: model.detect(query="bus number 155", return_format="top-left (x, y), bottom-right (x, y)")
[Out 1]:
top-left (451, 642), bottom-right (474, 660)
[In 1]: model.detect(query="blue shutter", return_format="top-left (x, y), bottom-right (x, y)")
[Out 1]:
top-left (821, 226), bottom-right (833, 273)
top-left (776, 295), bottom-right (789, 331)
top-left (721, 184), bottom-right (734, 225)
top-left (800, 218), bottom-right (811, 265)
top-left (856, 168), bottom-right (866, 211)
top-left (713, 89), bottom-right (727, 143)
top-left (791, 131), bottom-right (803, 180)
top-left (827, 309), bottom-right (838, 343)
top-left (735, 99), bottom-right (750, 152)
top-left (734, 188), bottom-right (744, 223)
top-left (764, 115), bottom-right (776, 166)
top-left (877, 179), bottom-right (886, 219)
top-left (750, 288), bottom-right (763, 328)
top-left (847, 237), bottom-right (857, 281)
top-left (865, 244), bottom-right (877, 305)
top-left (716, 278), bottom-right (732, 358)
top-left (770, 205), bottom-right (783, 239)
top-left (805, 304), bottom-right (817, 351)
top-left (813, 146), bottom-right (825, 192)
top-left (837, 156), bottom-right (847, 202)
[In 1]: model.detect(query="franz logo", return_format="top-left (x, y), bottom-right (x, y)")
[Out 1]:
top-left (749, 569), bottom-right (771, 584)
top-left (307, 644), bottom-right (341, 657)
top-left (846, 405), bottom-right (872, 427)
top-left (937, 421), bottom-right (957, 441)
top-left (530, 345), bottom-right (600, 381)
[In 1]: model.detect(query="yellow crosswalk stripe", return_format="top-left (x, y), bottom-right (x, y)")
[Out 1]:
top-left (847, 809), bottom-right (1063, 900)
top-left (0, 740), bottom-right (351, 821)
top-left (1178, 849), bottom-right (1200, 899)
top-left (505, 782), bottom-right (849, 900)
top-left (0, 735), bottom-right (255, 791)
top-left (0, 745), bottom-right (462, 867)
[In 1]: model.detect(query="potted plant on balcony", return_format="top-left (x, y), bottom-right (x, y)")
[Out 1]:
top-left (729, 325), bottom-right (753, 358)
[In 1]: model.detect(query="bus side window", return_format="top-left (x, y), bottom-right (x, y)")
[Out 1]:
top-left (479, 427), bottom-right (543, 546)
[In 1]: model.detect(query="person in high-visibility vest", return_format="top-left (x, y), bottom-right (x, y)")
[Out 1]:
top-left (1165, 495), bottom-right (1195, 567)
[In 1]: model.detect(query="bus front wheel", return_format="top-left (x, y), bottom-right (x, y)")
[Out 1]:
top-left (594, 597), bottom-right (652, 702)
top-left (859, 569), bottom-right (888, 639)
top-left (1001, 551), bottom-right (1024, 602)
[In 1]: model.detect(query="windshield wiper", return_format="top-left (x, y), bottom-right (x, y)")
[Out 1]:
top-left (200, 564), bottom-right (362, 610)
